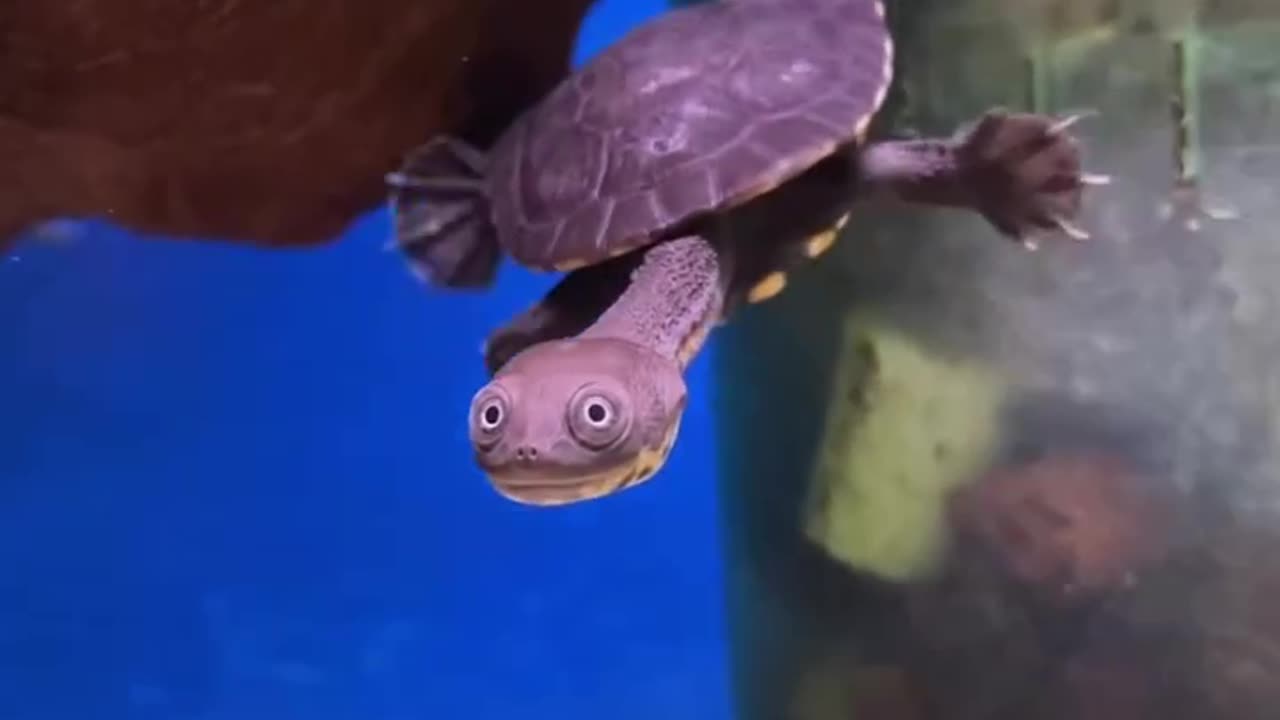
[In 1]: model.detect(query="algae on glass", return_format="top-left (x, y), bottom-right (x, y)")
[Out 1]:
top-left (714, 1), bottom-right (1280, 718)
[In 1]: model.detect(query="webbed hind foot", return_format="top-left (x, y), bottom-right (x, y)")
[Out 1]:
top-left (386, 136), bottom-right (501, 288)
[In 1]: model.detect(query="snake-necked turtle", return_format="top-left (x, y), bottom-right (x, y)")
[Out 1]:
top-left (387, 0), bottom-right (1102, 506)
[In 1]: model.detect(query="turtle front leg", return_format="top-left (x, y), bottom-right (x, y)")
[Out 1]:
top-left (483, 253), bottom-right (640, 376)
top-left (857, 109), bottom-right (1109, 248)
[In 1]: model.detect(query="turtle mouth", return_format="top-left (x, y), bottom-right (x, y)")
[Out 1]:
top-left (484, 418), bottom-right (684, 507)
top-left (487, 465), bottom-right (648, 507)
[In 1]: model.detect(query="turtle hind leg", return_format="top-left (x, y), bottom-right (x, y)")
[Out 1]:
top-left (483, 253), bottom-right (640, 376)
top-left (386, 136), bottom-right (500, 288)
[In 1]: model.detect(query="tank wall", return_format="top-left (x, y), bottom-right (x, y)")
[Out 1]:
top-left (715, 3), bottom-right (1280, 718)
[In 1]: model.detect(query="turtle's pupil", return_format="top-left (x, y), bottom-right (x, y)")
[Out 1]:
top-left (587, 402), bottom-right (607, 424)
top-left (483, 405), bottom-right (501, 427)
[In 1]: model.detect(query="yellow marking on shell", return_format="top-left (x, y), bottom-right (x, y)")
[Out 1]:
top-left (805, 229), bottom-right (838, 259)
top-left (608, 235), bottom-right (651, 259)
top-left (748, 271), bottom-right (789, 304)
top-left (835, 212), bottom-right (850, 230)
top-left (553, 235), bottom-right (649, 270)
top-left (553, 257), bottom-right (591, 271)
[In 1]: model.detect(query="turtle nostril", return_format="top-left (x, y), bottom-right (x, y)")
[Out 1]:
top-left (515, 446), bottom-right (539, 462)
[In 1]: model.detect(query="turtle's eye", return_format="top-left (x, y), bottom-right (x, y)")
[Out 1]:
top-left (567, 386), bottom-right (630, 450)
top-left (479, 399), bottom-right (504, 430)
top-left (469, 387), bottom-right (511, 449)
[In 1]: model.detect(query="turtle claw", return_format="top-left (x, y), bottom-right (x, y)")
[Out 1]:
top-left (1016, 215), bottom-right (1089, 251)
top-left (954, 109), bottom-right (1102, 247)
top-left (1047, 115), bottom-right (1083, 136)
top-left (1054, 216), bottom-right (1091, 241)
top-left (1046, 109), bottom-right (1098, 136)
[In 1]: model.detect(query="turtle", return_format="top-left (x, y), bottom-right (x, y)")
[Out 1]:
top-left (386, 0), bottom-right (1105, 506)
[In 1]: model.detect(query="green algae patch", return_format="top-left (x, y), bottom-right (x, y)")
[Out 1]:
top-left (803, 311), bottom-right (1006, 582)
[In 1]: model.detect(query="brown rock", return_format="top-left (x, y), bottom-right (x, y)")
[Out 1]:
top-left (949, 453), bottom-right (1173, 608)
top-left (0, 0), bottom-right (594, 249)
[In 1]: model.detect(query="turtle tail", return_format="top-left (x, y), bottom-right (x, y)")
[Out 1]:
top-left (386, 137), bottom-right (501, 289)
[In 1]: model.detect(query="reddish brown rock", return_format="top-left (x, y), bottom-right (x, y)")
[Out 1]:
top-left (948, 453), bottom-right (1173, 608)
top-left (0, 0), bottom-right (595, 249)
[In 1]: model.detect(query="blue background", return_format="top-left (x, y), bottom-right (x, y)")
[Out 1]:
top-left (0, 1), bottom-right (731, 717)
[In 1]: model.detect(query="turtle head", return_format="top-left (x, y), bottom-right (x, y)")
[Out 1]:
top-left (467, 336), bottom-right (688, 506)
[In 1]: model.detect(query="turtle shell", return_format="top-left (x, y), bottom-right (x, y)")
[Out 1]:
top-left (487, 0), bottom-right (894, 271)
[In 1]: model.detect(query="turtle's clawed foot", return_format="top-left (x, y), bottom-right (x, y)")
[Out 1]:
top-left (1158, 178), bottom-right (1239, 233)
top-left (956, 108), bottom-right (1106, 250)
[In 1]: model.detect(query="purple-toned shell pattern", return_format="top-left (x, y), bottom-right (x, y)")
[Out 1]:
top-left (486, 0), bottom-right (894, 270)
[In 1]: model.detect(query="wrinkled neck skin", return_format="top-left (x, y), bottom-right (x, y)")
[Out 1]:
top-left (579, 234), bottom-right (728, 371)
top-left (856, 138), bottom-right (973, 210)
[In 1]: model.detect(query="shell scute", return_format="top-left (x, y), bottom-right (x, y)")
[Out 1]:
top-left (491, 0), bottom-right (893, 269)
